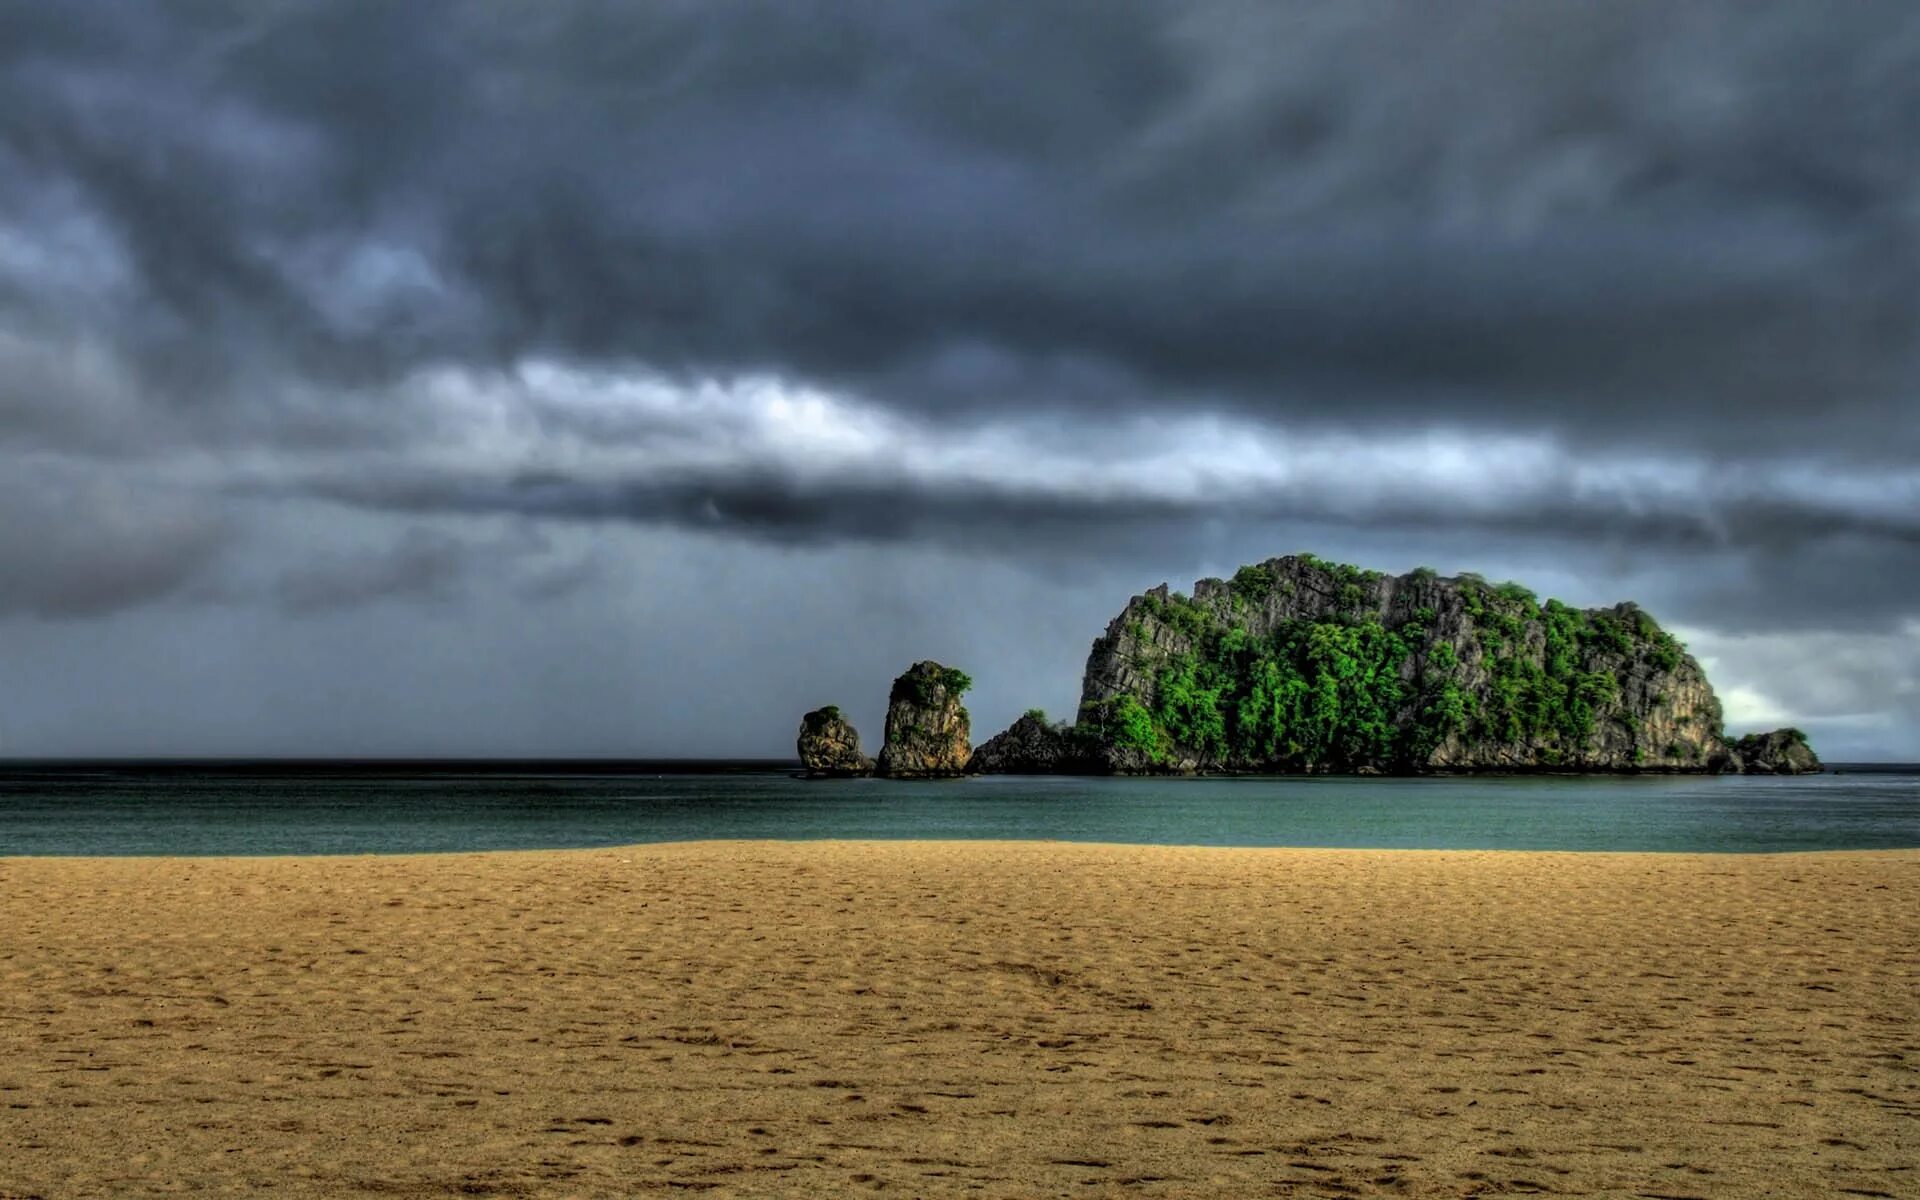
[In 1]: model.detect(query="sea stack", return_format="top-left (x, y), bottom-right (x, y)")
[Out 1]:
top-left (796, 706), bottom-right (874, 777)
top-left (876, 661), bottom-right (973, 778)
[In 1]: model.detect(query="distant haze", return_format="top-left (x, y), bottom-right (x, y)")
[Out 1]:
top-left (1, 2), bottom-right (1917, 759)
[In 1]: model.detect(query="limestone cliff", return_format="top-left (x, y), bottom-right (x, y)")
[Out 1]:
top-left (796, 706), bottom-right (874, 777)
top-left (967, 711), bottom-right (1096, 775)
top-left (876, 661), bottom-right (973, 778)
top-left (1058, 554), bottom-right (1811, 775)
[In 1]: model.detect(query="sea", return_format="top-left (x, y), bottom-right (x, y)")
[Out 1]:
top-left (1, 761), bottom-right (1917, 856)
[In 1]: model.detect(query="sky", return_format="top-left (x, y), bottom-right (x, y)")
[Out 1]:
top-left (2, 1), bottom-right (1917, 760)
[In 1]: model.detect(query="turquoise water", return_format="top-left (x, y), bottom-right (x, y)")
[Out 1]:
top-left (2, 763), bottom-right (1917, 855)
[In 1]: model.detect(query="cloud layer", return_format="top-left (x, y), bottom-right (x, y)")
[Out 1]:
top-left (2, 2), bottom-right (1916, 755)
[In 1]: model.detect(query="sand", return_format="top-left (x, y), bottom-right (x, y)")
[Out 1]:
top-left (1, 842), bottom-right (1915, 1198)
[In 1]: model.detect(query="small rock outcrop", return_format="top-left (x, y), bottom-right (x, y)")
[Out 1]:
top-left (1732, 728), bottom-right (1821, 775)
top-left (969, 711), bottom-right (1096, 774)
top-left (876, 661), bottom-right (973, 778)
top-left (796, 706), bottom-right (874, 777)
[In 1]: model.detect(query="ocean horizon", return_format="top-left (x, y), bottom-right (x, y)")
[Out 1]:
top-left (4, 759), bottom-right (1916, 858)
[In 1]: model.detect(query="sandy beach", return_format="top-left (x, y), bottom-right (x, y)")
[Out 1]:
top-left (1, 842), bottom-right (1914, 1197)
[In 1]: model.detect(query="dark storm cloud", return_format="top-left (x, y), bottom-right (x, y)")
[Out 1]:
top-left (252, 445), bottom-right (1919, 637)
top-left (4, 1), bottom-right (1918, 451)
top-left (278, 458), bottom-right (1920, 556)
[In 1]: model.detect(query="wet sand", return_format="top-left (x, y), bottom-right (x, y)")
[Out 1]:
top-left (1, 842), bottom-right (1915, 1197)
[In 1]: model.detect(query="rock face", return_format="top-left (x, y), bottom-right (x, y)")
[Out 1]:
top-left (1065, 554), bottom-right (1792, 774)
top-left (1732, 728), bottom-right (1821, 775)
top-left (876, 661), bottom-right (973, 778)
top-left (796, 706), bottom-right (874, 777)
top-left (968, 711), bottom-right (1096, 775)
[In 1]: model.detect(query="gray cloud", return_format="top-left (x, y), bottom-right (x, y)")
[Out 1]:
top-left (0, 463), bottom-right (227, 618)
top-left (241, 418), bottom-right (1917, 636)
top-left (268, 522), bottom-right (599, 614)
top-left (275, 456), bottom-right (1916, 564)
top-left (271, 526), bottom-right (471, 615)
top-left (5, 2), bottom-right (1918, 449)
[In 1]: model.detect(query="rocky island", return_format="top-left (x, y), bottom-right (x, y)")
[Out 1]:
top-left (802, 555), bottom-right (1819, 777)
top-left (796, 706), bottom-right (874, 777)
top-left (970, 709), bottom-right (1098, 775)
top-left (1731, 727), bottom-right (1820, 775)
top-left (981, 554), bottom-right (1819, 775)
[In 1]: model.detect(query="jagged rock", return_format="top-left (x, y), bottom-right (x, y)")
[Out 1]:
top-left (969, 711), bottom-right (1096, 775)
top-left (876, 661), bottom-right (973, 778)
top-left (796, 705), bottom-right (874, 777)
top-left (1066, 553), bottom-right (1800, 775)
top-left (1732, 728), bottom-right (1821, 775)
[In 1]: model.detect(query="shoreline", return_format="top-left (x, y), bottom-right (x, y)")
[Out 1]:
top-left (4, 841), bottom-right (1915, 1196)
top-left (8, 837), bottom-right (1920, 863)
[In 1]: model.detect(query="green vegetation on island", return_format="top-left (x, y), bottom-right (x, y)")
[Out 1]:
top-left (1060, 554), bottom-right (1814, 775)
